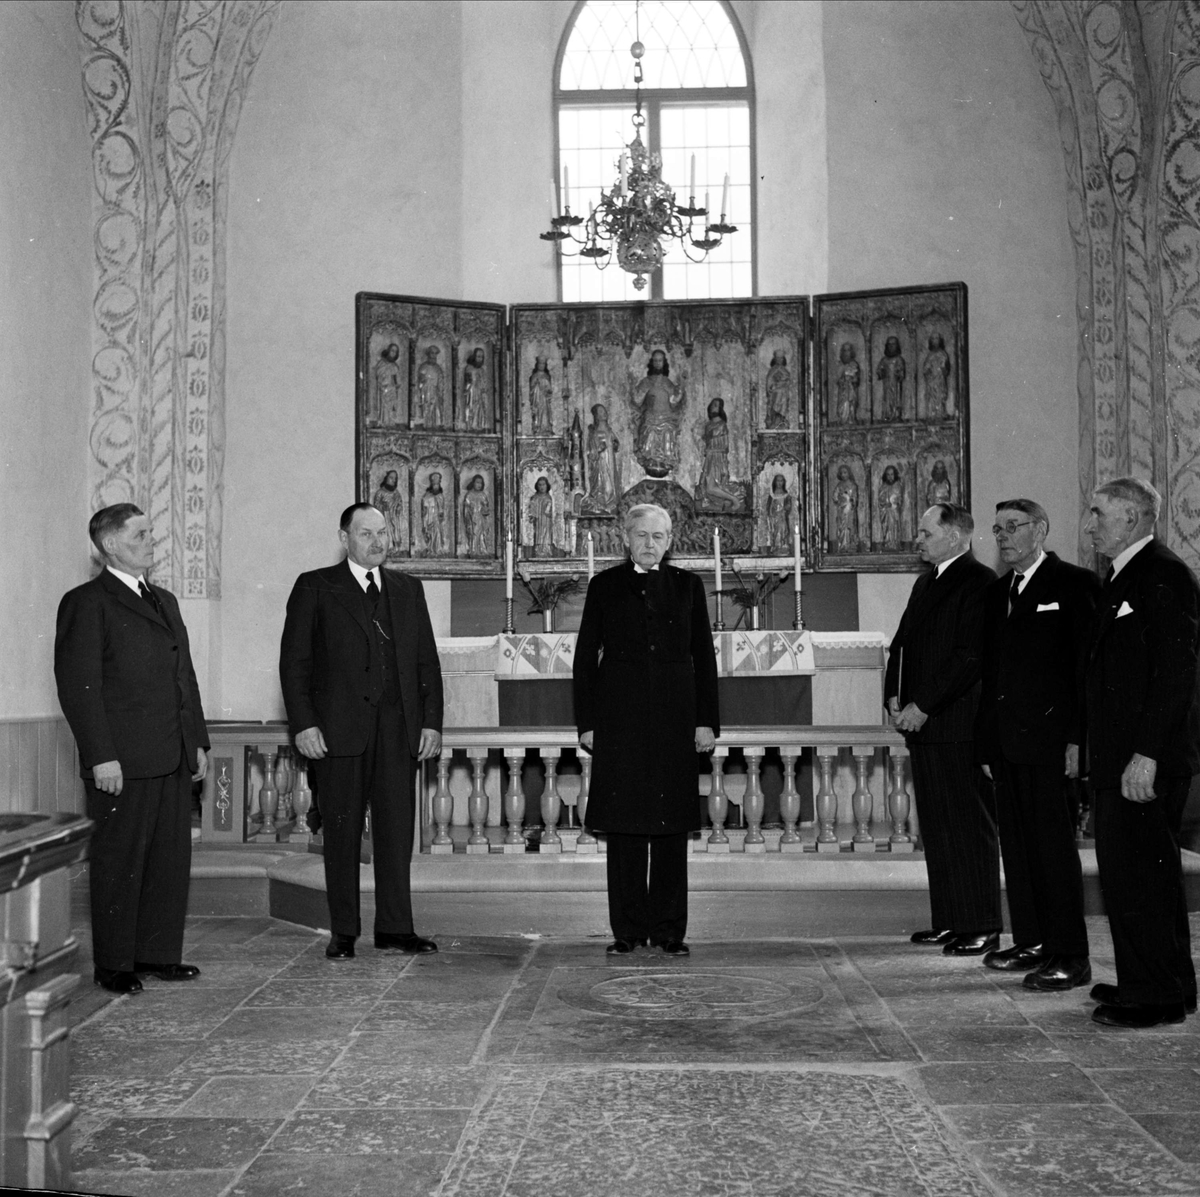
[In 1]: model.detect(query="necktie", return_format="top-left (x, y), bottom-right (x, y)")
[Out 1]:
top-left (1104, 564), bottom-right (1115, 587)
top-left (366, 571), bottom-right (380, 605)
top-left (1008, 572), bottom-right (1023, 615)
top-left (138, 580), bottom-right (160, 614)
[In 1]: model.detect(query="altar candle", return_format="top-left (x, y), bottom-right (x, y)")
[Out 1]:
top-left (713, 526), bottom-right (723, 596)
top-left (587, 531), bottom-right (594, 581)
top-left (721, 173), bottom-right (730, 217)
top-left (620, 152), bottom-right (628, 195)
top-left (704, 190), bottom-right (710, 218)
top-left (505, 533), bottom-right (514, 599)
top-left (689, 154), bottom-right (696, 200)
top-left (563, 163), bottom-right (570, 210)
top-left (793, 524), bottom-right (803, 591)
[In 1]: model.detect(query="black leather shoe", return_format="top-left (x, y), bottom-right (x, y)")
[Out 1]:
top-left (94, 967), bottom-right (142, 994)
top-left (910, 928), bottom-right (955, 945)
top-left (983, 943), bottom-right (1043, 972)
top-left (134, 962), bottom-right (200, 981)
top-left (943, 931), bottom-right (1001, 956)
top-left (1091, 982), bottom-right (1197, 1014)
top-left (606, 939), bottom-right (641, 954)
top-left (1022, 955), bottom-right (1091, 991)
top-left (658, 940), bottom-right (690, 956)
top-left (1093, 1001), bottom-right (1187, 1028)
top-left (375, 933), bottom-right (437, 954)
top-left (325, 934), bottom-right (356, 959)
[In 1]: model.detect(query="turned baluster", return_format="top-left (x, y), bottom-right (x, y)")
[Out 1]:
top-left (290, 761), bottom-right (312, 844)
top-left (779, 748), bottom-right (802, 850)
top-left (274, 748), bottom-right (294, 830)
top-left (815, 745), bottom-right (839, 850)
top-left (706, 747), bottom-right (730, 851)
top-left (743, 748), bottom-right (766, 852)
top-left (851, 746), bottom-right (875, 850)
top-left (258, 749), bottom-right (278, 839)
top-left (430, 755), bottom-right (454, 850)
top-left (540, 748), bottom-right (563, 851)
top-left (503, 749), bottom-right (525, 852)
top-left (576, 753), bottom-right (597, 852)
top-left (467, 749), bottom-right (490, 852)
top-left (888, 746), bottom-right (913, 846)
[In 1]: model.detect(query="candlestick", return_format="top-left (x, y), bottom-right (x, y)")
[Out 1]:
top-left (505, 533), bottom-right (514, 600)
top-left (713, 527), bottom-right (725, 631)
top-left (503, 597), bottom-right (515, 635)
top-left (587, 531), bottom-right (594, 581)
top-left (793, 524), bottom-right (802, 591)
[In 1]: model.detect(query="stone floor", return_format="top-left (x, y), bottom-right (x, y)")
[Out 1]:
top-left (66, 913), bottom-right (1200, 1197)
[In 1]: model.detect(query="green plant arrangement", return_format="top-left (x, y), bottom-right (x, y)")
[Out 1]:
top-left (713, 568), bottom-right (791, 629)
top-left (518, 569), bottom-right (582, 615)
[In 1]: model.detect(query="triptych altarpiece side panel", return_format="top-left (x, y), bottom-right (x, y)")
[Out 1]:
top-left (355, 285), bottom-right (968, 577)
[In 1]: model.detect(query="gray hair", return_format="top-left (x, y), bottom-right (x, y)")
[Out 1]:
top-left (994, 497), bottom-right (1049, 535)
top-left (1095, 476), bottom-right (1161, 524)
top-left (929, 502), bottom-right (975, 537)
top-left (624, 503), bottom-right (672, 533)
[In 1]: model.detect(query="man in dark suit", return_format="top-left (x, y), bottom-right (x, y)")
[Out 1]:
top-left (574, 503), bottom-right (719, 956)
top-left (1083, 477), bottom-right (1200, 1028)
top-left (55, 504), bottom-right (209, 994)
top-left (885, 503), bottom-right (1000, 955)
top-left (976, 498), bottom-right (1100, 990)
top-left (280, 503), bottom-right (443, 960)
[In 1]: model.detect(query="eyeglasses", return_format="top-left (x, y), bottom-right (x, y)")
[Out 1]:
top-left (991, 520), bottom-right (1034, 537)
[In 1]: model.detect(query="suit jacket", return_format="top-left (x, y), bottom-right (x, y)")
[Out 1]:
top-left (883, 552), bottom-right (995, 744)
top-left (55, 569), bottom-right (209, 779)
top-left (279, 560), bottom-right (443, 758)
top-left (574, 560), bottom-right (719, 834)
top-left (976, 552), bottom-right (1101, 765)
top-left (1085, 538), bottom-right (1200, 786)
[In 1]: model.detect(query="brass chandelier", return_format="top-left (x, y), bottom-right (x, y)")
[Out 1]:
top-left (541, 6), bottom-right (737, 291)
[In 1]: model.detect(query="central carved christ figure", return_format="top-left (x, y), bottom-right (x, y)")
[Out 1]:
top-left (630, 349), bottom-right (685, 478)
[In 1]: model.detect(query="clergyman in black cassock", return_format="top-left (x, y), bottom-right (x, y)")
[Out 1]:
top-left (574, 504), bottom-right (719, 955)
top-left (885, 503), bottom-right (1000, 955)
top-left (279, 503), bottom-right (444, 960)
top-left (975, 498), bottom-right (1100, 990)
top-left (1083, 477), bottom-right (1200, 1029)
top-left (55, 504), bottom-right (209, 994)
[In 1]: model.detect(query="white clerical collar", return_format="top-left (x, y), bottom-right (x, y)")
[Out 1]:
top-left (1110, 534), bottom-right (1154, 579)
top-left (347, 559), bottom-right (380, 591)
top-left (632, 563), bottom-right (660, 574)
top-left (106, 565), bottom-right (145, 594)
top-left (1011, 549), bottom-right (1047, 593)
top-left (935, 549), bottom-right (969, 578)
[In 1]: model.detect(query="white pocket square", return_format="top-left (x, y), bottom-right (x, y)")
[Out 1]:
top-left (1036, 602), bottom-right (1060, 612)
top-left (1117, 601), bottom-right (1134, 618)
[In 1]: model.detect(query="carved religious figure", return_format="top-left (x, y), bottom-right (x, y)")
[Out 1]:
top-left (832, 465), bottom-right (859, 552)
top-left (372, 469), bottom-right (404, 549)
top-left (765, 351), bottom-right (791, 429)
top-left (417, 346), bottom-right (445, 427)
top-left (461, 473), bottom-right (491, 556)
top-left (631, 349), bottom-right (684, 477)
top-left (374, 344), bottom-right (403, 425)
top-left (876, 336), bottom-right (906, 421)
top-left (878, 464), bottom-right (904, 548)
top-left (421, 473), bottom-right (447, 555)
top-left (697, 397), bottom-right (740, 512)
top-left (923, 332), bottom-right (952, 417)
top-left (836, 342), bottom-right (861, 424)
top-left (766, 474), bottom-right (795, 554)
top-left (462, 347), bottom-right (489, 430)
top-left (529, 355), bottom-right (554, 435)
top-left (926, 458), bottom-right (952, 506)
top-left (583, 403), bottom-right (619, 513)
top-left (528, 476), bottom-right (555, 556)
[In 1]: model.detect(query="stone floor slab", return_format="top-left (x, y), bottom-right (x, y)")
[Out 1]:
top-left (1134, 1112), bottom-right (1200, 1163)
top-left (72, 1168), bottom-right (240, 1196)
top-left (269, 1108), bottom-right (470, 1155)
top-left (227, 1152), bottom-right (449, 1197)
top-left (73, 1116), bottom-right (282, 1172)
top-left (175, 1075), bottom-right (316, 1117)
top-left (1089, 1066), bottom-right (1200, 1113)
top-left (71, 1074), bottom-right (207, 1117)
top-left (242, 977), bottom-right (397, 1008)
top-left (303, 1064), bottom-right (492, 1110)
top-left (170, 1039), bottom-right (347, 1078)
top-left (920, 1061), bottom-right (1107, 1105)
top-left (73, 1035), bottom-right (202, 1079)
top-left (906, 1024), bottom-right (1068, 1062)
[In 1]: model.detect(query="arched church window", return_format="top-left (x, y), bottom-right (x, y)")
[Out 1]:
top-left (555, 0), bottom-right (754, 302)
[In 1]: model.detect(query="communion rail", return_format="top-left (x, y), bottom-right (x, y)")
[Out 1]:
top-left (202, 722), bottom-right (914, 854)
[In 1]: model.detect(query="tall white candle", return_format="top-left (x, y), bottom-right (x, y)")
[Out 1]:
top-left (713, 526), bottom-right (722, 596)
top-left (587, 531), bottom-right (595, 581)
top-left (721, 173), bottom-right (730, 217)
top-left (620, 152), bottom-right (628, 195)
top-left (689, 154), bottom-right (696, 199)
top-left (505, 533), bottom-right (514, 599)
top-left (563, 164), bottom-right (570, 210)
top-left (704, 190), bottom-right (710, 217)
top-left (793, 524), bottom-right (803, 592)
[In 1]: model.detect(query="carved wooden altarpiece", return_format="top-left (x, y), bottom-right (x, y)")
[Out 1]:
top-left (356, 284), bottom-right (968, 576)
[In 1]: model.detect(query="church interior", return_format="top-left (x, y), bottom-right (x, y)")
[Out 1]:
top-left (3, 0), bottom-right (1200, 1193)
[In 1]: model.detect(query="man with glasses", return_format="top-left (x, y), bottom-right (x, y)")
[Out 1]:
top-left (885, 503), bottom-right (1000, 955)
top-left (280, 503), bottom-right (444, 960)
top-left (975, 499), bottom-right (1100, 990)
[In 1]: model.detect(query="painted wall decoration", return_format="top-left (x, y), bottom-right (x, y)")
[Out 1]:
top-left (356, 289), bottom-right (968, 577)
